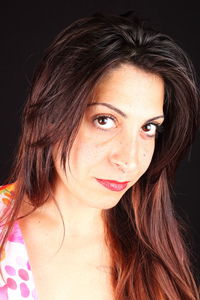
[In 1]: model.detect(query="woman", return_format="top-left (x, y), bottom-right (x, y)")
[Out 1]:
top-left (0, 12), bottom-right (199, 300)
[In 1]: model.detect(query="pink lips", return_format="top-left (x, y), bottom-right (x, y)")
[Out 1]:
top-left (95, 178), bottom-right (129, 191)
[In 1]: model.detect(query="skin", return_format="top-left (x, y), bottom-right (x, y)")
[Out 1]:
top-left (18, 63), bottom-right (165, 299)
top-left (51, 63), bottom-right (165, 238)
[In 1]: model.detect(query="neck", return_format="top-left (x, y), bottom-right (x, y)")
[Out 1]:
top-left (39, 181), bottom-right (106, 239)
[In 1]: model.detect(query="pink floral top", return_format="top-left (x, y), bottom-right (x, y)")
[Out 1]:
top-left (0, 184), bottom-right (38, 299)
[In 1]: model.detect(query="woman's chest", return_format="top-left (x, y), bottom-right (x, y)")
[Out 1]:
top-left (21, 224), bottom-right (114, 300)
top-left (17, 210), bottom-right (115, 300)
top-left (32, 258), bottom-right (114, 300)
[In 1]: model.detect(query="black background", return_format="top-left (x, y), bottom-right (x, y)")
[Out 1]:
top-left (1, 1), bottom-right (200, 281)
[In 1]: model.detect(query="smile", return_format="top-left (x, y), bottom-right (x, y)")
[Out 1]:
top-left (95, 178), bottom-right (129, 191)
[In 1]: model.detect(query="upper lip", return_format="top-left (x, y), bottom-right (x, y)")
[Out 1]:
top-left (96, 178), bottom-right (130, 184)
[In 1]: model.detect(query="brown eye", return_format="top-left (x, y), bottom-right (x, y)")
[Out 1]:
top-left (141, 123), bottom-right (158, 137)
top-left (142, 124), bottom-right (152, 132)
top-left (93, 115), bottom-right (117, 130)
top-left (98, 116), bottom-right (110, 125)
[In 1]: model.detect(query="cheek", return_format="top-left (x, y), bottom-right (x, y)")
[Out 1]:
top-left (139, 142), bottom-right (155, 173)
top-left (69, 135), bottom-right (103, 173)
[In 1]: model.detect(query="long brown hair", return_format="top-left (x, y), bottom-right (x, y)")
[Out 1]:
top-left (1, 12), bottom-right (199, 299)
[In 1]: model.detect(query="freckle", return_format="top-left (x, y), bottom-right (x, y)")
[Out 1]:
top-left (143, 153), bottom-right (146, 157)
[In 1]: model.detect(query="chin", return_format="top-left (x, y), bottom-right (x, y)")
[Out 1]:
top-left (93, 196), bottom-right (121, 210)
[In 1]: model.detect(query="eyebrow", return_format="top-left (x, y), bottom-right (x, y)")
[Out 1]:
top-left (87, 102), bottom-right (164, 123)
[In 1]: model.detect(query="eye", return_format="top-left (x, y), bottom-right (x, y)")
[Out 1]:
top-left (93, 114), bottom-right (117, 130)
top-left (141, 123), bottom-right (162, 137)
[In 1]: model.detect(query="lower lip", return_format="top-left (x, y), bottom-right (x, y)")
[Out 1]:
top-left (95, 179), bottom-right (128, 191)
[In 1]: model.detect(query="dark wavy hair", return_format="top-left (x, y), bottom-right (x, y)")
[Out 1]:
top-left (1, 12), bottom-right (200, 299)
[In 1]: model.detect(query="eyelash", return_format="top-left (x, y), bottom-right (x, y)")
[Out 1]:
top-left (141, 123), bottom-right (164, 137)
top-left (92, 114), bottom-right (164, 137)
top-left (92, 114), bottom-right (117, 130)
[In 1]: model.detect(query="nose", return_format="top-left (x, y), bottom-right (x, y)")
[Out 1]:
top-left (109, 131), bottom-right (139, 174)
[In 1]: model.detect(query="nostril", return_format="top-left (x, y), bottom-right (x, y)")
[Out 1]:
top-left (112, 161), bottom-right (128, 173)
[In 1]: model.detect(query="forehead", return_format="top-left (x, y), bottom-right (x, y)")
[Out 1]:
top-left (90, 64), bottom-right (164, 117)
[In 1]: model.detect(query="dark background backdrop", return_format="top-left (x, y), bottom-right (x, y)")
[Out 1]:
top-left (1, 1), bottom-right (200, 282)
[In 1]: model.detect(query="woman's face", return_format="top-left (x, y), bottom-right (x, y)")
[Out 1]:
top-left (53, 64), bottom-right (164, 209)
